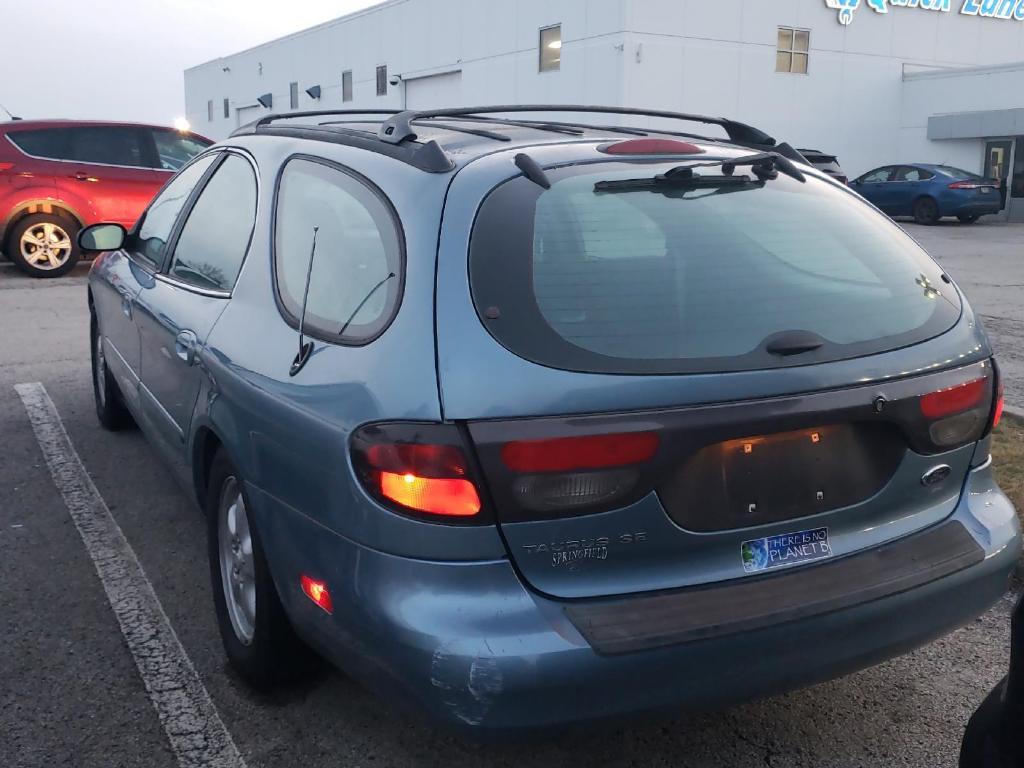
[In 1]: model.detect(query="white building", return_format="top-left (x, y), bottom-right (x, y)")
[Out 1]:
top-left (185, 0), bottom-right (1024, 220)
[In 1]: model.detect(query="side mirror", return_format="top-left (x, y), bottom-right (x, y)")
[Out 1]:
top-left (78, 223), bottom-right (126, 252)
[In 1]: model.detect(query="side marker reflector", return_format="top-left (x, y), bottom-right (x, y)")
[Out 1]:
top-left (301, 575), bottom-right (333, 614)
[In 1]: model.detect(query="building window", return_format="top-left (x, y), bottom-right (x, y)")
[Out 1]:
top-left (290, 81), bottom-right (299, 109)
top-left (223, 98), bottom-right (230, 119)
top-left (539, 25), bottom-right (561, 72)
top-left (776, 27), bottom-right (809, 74)
top-left (342, 70), bottom-right (353, 102)
top-left (376, 65), bottom-right (388, 96)
top-left (207, 100), bottom-right (213, 121)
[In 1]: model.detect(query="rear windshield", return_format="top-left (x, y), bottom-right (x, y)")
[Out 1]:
top-left (469, 159), bottom-right (961, 374)
top-left (934, 166), bottom-right (983, 180)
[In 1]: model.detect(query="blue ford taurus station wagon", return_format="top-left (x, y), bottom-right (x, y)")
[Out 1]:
top-left (83, 106), bottom-right (1020, 734)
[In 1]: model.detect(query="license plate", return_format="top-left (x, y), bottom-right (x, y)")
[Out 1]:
top-left (741, 527), bottom-right (832, 573)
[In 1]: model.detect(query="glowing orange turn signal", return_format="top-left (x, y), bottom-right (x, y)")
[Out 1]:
top-left (380, 471), bottom-right (481, 517)
top-left (300, 575), bottom-right (333, 614)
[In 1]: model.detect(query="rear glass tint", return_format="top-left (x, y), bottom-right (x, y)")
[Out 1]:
top-left (7, 129), bottom-right (70, 159)
top-left (469, 160), bottom-right (961, 374)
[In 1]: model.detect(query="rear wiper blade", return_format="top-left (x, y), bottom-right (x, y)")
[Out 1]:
top-left (594, 150), bottom-right (807, 195)
top-left (595, 171), bottom-right (763, 195)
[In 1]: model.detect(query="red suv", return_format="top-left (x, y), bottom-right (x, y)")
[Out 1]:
top-left (0, 120), bottom-right (212, 277)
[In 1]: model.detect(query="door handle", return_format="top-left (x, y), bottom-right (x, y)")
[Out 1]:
top-left (70, 172), bottom-right (92, 181)
top-left (174, 330), bottom-right (198, 365)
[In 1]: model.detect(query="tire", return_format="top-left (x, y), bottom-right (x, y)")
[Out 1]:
top-left (912, 197), bottom-right (941, 225)
top-left (90, 314), bottom-right (135, 430)
top-left (958, 215), bottom-right (980, 224)
top-left (7, 213), bottom-right (81, 278)
top-left (207, 449), bottom-right (308, 690)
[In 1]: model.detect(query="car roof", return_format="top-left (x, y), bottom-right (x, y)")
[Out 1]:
top-left (0, 118), bottom-right (213, 143)
top-left (229, 106), bottom-right (801, 174)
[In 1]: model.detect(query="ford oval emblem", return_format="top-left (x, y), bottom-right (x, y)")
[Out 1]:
top-left (921, 465), bottom-right (952, 487)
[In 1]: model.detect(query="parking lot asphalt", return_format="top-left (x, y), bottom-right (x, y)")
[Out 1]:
top-left (0, 223), bottom-right (1021, 768)
top-left (905, 222), bottom-right (1024, 413)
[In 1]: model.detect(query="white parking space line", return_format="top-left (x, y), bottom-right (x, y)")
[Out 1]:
top-left (15, 382), bottom-right (247, 768)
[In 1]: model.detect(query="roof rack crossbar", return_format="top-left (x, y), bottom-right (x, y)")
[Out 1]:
top-left (516, 119), bottom-right (649, 137)
top-left (377, 105), bottom-right (776, 147)
top-left (318, 118), bottom-right (511, 142)
top-left (232, 109), bottom-right (402, 136)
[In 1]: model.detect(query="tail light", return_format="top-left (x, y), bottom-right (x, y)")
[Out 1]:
top-left (989, 362), bottom-right (1005, 433)
top-left (948, 180), bottom-right (992, 190)
top-left (919, 376), bottom-right (992, 448)
top-left (0, 162), bottom-right (14, 172)
top-left (599, 139), bottom-right (705, 155)
top-left (500, 432), bottom-right (659, 512)
top-left (351, 423), bottom-right (485, 522)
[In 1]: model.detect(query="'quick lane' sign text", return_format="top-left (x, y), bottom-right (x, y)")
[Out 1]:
top-left (826, 0), bottom-right (1024, 25)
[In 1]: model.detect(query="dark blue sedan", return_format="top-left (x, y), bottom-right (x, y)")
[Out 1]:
top-left (851, 163), bottom-right (1002, 225)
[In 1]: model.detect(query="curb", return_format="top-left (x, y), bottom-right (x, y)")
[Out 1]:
top-left (1004, 403), bottom-right (1024, 423)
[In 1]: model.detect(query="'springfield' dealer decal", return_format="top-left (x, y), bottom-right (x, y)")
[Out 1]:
top-left (826, 0), bottom-right (1024, 26)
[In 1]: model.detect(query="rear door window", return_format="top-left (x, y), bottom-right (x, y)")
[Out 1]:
top-left (469, 159), bottom-right (960, 374)
top-left (167, 154), bottom-right (257, 292)
top-left (896, 167), bottom-right (933, 182)
top-left (65, 126), bottom-right (149, 167)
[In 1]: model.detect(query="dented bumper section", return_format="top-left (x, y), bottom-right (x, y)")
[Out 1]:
top-left (255, 460), bottom-right (1020, 734)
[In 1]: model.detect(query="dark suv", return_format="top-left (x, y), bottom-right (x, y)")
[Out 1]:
top-left (0, 120), bottom-right (211, 277)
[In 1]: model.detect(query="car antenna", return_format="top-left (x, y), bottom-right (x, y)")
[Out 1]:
top-left (289, 226), bottom-right (319, 377)
top-left (0, 103), bottom-right (21, 121)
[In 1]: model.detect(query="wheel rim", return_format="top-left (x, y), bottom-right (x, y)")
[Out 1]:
top-left (94, 331), bottom-right (107, 408)
top-left (19, 222), bottom-right (72, 270)
top-left (218, 477), bottom-right (256, 645)
top-left (918, 200), bottom-right (937, 221)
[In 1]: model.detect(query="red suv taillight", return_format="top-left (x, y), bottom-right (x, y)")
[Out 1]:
top-left (500, 431), bottom-right (659, 512)
top-left (351, 423), bottom-right (485, 522)
top-left (0, 162), bottom-right (14, 172)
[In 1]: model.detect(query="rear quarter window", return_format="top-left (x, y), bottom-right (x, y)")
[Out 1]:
top-left (6, 128), bottom-right (71, 159)
top-left (273, 157), bottom-right (404, 345)
top-left (469, 159), bottom-right (960, 374)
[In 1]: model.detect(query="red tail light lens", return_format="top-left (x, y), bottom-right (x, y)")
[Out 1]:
top-left (991, 371), bottom-right (1004, 431)
top-left (0, 162), bottom-right (14, 172)
top-left (351, 424), bottom-right (485, 521)
top-left (501, 432), bottom-right (659, 473)
top-left (919, 378), bottom-right (986, 419)
top-left (500, 432), bottom-right (659, 513)
top-left (948, 181), bottom-right (992, 190)
top-left (600, 139), bottom-right (705, 155)
top-left (300, 575), bottom-right (333, 614)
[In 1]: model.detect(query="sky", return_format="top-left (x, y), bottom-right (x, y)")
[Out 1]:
top-left (0, 0), bottom-right (379, 126)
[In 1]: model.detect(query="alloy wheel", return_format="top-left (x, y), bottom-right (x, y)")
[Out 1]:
top-left (19, 221), bottom-right (73, 270)
top-left (218, 476), bottom-right (256, 645)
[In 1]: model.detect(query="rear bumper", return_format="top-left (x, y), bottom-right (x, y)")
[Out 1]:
top-left (942, 195), bottom-right (1002, 216)
top-left (253, 459), bottom-right (1020, 735)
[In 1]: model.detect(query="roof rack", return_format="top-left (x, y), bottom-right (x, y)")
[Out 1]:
top-left (229, 105), bottom-right (800, 173)
top-left (377, 105), bottom-right (777, 148)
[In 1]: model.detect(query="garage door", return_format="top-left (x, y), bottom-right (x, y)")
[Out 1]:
top-left (404, 71), bottom-right (463, 110)
top-left (236, 105), bottom-right (262, 129)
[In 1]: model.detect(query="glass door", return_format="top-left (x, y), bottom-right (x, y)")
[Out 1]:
top-left (984, 139), bottom-right (1013, 212)
top-left (1010, 138), bottom-right (1024, 223)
